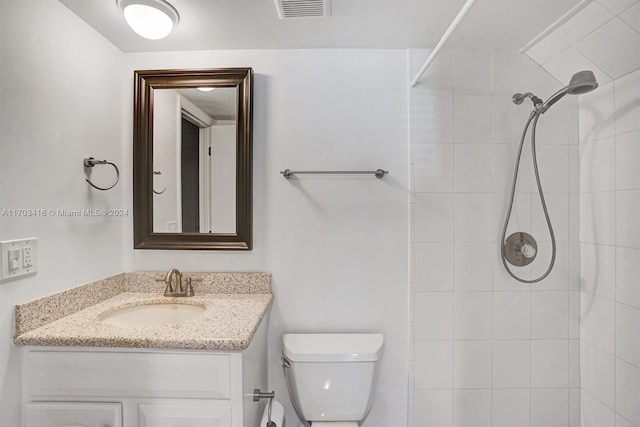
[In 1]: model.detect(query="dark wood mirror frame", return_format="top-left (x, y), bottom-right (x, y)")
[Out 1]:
top-left (133, 68), bottom-right (253, 250)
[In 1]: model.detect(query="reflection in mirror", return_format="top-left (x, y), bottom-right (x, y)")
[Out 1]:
top-left (152, 88), bottom-right (237, 234)
top-left (133, 68), bottom-right (253, 250)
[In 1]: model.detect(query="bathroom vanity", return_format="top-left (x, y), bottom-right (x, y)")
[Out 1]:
top-left (14, 272), bottom-right (272, 427)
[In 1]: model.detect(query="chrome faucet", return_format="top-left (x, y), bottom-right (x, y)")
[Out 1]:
top-left (163, 268), bottom-right (194, 297)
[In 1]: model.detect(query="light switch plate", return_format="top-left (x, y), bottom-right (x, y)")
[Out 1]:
top-left (1, 238), bottom-right (38, 282)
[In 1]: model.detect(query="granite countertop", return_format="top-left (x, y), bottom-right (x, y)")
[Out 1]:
top-left (14, 272), bottom-right (272, 351)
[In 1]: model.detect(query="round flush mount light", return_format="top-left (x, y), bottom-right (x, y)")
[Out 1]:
top-left (197, 87), bottom-right (215, 92)
top-left (117, 0), bottom-right (180, 40)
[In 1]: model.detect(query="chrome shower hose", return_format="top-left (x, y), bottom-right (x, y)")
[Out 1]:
top-left (500, 109), bottom-right (557, 283)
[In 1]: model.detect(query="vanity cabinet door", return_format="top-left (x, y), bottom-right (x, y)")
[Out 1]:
top-left (138, 402), bottom-right (232, 427)
top-left (25, 402), bottom-right (122, 427)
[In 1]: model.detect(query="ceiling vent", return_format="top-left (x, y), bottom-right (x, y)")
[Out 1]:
top-left (274, 0), bottom-right (330, 19)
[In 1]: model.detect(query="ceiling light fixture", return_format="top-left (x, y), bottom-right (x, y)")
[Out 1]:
top-left (197, 87), bottom-right (215, 92)
top-left (117, 0), bottom-right (180, 40)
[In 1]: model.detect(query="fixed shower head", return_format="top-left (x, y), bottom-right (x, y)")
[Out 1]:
top-left (541, 70), bottom-right (598, 113)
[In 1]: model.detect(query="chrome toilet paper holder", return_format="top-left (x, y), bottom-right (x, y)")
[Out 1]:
top-left (253, 389), bottom-right (277, 426)
top-left (252, 388), bottom-right (275, 402)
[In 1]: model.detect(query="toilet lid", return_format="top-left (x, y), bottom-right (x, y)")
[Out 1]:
top-left (282, 333), bottom-right (384, 362)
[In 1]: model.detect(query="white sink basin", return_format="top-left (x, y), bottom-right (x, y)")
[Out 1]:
top-left (100, 303), bottom-right (206, 327)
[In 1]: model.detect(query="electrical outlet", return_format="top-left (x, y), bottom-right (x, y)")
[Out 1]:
top-left (1, 238), bottom-right (38, 282)
top-left (23, 246), bottom-right (33, 267)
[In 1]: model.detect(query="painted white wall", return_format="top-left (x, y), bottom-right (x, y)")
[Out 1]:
top-left (152, 89), bottom-right (180, 232)
top-left (122, 50), bottom-right (410, 426)
top-left (409, 49), bottom-right (581, 427)
top-left (577, 68), bottom-right (640, 427)
top-left (0, 1), bottom-right (124, 425)
top-left (209, 124), bottom-right (237, 233)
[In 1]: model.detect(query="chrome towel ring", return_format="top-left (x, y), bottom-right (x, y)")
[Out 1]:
top-left (83, 157), bottom-right (119, 191)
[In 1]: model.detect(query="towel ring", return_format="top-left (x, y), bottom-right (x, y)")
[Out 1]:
top-left (153, 170), bottom-right (166, 195)
top-left (83, 157), bottom-right (119, 191)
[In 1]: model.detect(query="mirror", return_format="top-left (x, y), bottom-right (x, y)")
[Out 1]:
top-left (133, 68), bottom-right (253, 250)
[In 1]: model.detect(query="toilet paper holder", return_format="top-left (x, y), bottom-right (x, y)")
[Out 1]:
top-left (252, 388), bottom-right (276, 402)
top-left (253, 389), bottom-right (279, 427)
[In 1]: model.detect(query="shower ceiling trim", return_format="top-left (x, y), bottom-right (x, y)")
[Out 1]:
top-left (520, 0), bottom-right (594, 53)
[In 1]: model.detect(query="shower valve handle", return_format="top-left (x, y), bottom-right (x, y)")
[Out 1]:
top-left (519, 243), bottom-right (537, 259)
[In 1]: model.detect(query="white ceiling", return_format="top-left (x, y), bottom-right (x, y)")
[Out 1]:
top-left (175, 88), bottom-right (237, 120)
top-left (59, 0), bottom-right (580, 52)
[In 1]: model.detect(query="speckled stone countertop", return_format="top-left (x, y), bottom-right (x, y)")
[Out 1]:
top-left (14, 272), bottom-right (272, 351)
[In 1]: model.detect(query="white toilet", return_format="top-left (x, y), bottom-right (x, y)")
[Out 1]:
top-left (282, 333), bottom-right (384, 426)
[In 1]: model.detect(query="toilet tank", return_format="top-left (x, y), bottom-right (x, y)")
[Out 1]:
top-left (282, 334), bottom-right (383, 422)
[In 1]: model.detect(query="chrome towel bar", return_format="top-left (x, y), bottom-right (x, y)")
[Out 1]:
top-left (280, 168), bottom-right (388, 179)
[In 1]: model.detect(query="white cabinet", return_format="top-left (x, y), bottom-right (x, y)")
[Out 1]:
top-left (25, 401), bottom-right (122, 427)
top-left (21, 318), bottom-right (268, 427)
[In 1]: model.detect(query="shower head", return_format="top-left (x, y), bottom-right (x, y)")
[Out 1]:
top-left (567, 70), bottom-right (599, 94)
top-left (541, 70), bottom-right (598, 113)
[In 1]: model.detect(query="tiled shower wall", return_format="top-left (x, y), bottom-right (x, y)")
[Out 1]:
top-left (408, 49), bottom-right (581, 427)
top-left (521, 0), bottom-right (640, 423)
top-left (577, 69), bottom-right (640, 427)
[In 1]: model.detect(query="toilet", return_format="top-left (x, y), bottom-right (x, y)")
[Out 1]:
top-left (282, 333), bottom-right (384, 426)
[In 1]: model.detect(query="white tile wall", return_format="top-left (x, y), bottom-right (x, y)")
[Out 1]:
top-left (410, 49), bottom-right (579, 426)
top-left (493, 292), bottom-right (531, 339)
top-left (580, 341), bottom-right (616, 408)
top-left (616, 246), bottom-right (640, 308)
top-left (576, 63), bottom-right (640, 426)
top-left (453, 95), bottom-right (494, 144)
top-left (523, 0), bottom-right (640, 85)
top-left (454, 145), bottom-right (493, 192)
top-left (580, 243), bottom-right (616, 299)
top-left (615, 359), bottom-right (640, 425)
top-left (574, 18), bottom-right (640, 79)
top-left (454, 194), bottom-right (494, 242)
top-left (453, 389), bottom-right (492, 427)
top-left (531, 340), bottom-right (570, 388)
top-left (453, 50), bottom-right (493, 94)
top-left (531, 291), bottom-right (570, 339)
top-left (620, 2), bottom-right (640, 31)
top-left (598, 0), bottom-right (639, 14)
top-left (454, 243), bottom-right (493, 291)
top-left (616, 189), bottom-right (640, 247)
top-left (415, 292), bottom-right (454, 340)
top-left (555, 2), bottom-right (615, 44)
top-left (615, 302), bottom-right (640, 367)
top-left (492, 340), bottom-right (531, 388)
top-left (615, 130), bottom-right (640, 189)
top-left (492, 389), bottom-right (530, 427)
top-left (581, 392), bottom-right (616, 427)
top-left (454, 292), bottom-right (493, 340)
top-left (414, 389), bottom-right (453, 427)
top-left (415, 243), bottom-right (454, 291)
top-left (453, 341), bottom-right (493, 388)
top-left (544, 47), bottom-right (612, 86)
top-left (531, 388), bottom-right (570, 427)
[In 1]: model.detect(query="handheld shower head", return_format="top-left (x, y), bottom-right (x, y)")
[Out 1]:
top-left (541, 70), bottom-right (598, 113)
top-left (567, 70), bottom-right (599, 95)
